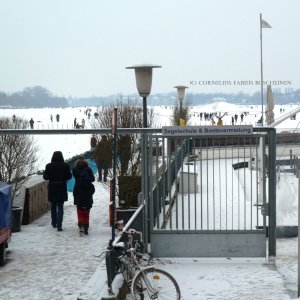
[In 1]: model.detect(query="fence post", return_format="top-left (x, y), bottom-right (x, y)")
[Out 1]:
top-left (268, 128), bottom-right (276, 257)
top-left (105, 240), bottom-right (114, 295)
top-left (111, 108), bottom-right (117, 241)
top-left (141, 130), bottom-right (150, 252)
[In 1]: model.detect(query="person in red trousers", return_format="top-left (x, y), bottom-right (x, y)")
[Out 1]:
top-left (72, 156), bottom-right (95, 235)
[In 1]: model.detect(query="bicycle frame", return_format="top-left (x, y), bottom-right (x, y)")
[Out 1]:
top-left (114, 229), bottom-right (180, 299)
top-left (116, 230), bottom-right (144, 281)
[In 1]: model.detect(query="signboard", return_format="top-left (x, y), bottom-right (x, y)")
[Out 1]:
top-left (162, 125), bottom-right (253, 137)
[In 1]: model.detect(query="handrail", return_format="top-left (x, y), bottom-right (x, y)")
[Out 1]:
top-left (270, 106), bottom-right (300, 127)
top-left (112, 203), bottom-right (144, 247)
top-left (0, 128), bottom-right (162, 135)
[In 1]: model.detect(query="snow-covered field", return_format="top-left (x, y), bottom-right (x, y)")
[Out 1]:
top-left (1, 102), bottom-right (300, 168)
top-left (1, 102), bottom-right (300, 299)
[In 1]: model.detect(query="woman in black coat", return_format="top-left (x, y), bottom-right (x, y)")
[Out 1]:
top-left (72, 157), bottom-right (95, 235)
top-left (43, 151), bottom-right (72, 231)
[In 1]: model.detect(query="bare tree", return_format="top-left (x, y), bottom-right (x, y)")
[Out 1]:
top-left (169, 103), bottom-right (191, 155)
top-left (91, 97), bottom-right (154, 208)
top-left (91, 97), bottom-right (154, 175)
top-left (0, 117), bottom-right (39, 198)
top-left (171, 104), bottom-right (190, 126)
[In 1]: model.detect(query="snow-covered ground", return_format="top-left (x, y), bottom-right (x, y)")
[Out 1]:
top-left (1, 102), bottom-right (300, 166)
top-left (0, 181), bottom-right (111, 299)
top-left (1, 203), bottom-right (299, 299)
top-left (1, 103), bottom-right (300, 299)
top-left (1, 102), bottom-right (300, 167)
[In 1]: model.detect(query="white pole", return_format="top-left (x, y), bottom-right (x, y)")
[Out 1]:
top-left (260, 13), bottom-right (264, 127)
top-left (298, 169), bottom-right (300, 297)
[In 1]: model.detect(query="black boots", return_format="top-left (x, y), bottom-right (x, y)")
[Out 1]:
top-left (78, 223), bottom-right (84, 235)
top-left (78, 223), bottom-right (89, 235)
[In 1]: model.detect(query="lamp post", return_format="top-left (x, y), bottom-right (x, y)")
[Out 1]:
top-left (126, 64), bottom-right (161, 251)
top-left (260, 13), bottom-right (272, 127)
top-left (126, 64), bottom-right (161, 128)
top-left (174, 85), bottom-right (188, 126)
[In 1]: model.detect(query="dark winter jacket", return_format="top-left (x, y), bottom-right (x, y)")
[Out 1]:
top-left (90, 135), bottom-right (97, 149)
top-left (72, 159), bottom-right (95, 210)
top-left (43, 151), bottom-right (72, 202)
top-left (93, 135), bottom-right (112, 169)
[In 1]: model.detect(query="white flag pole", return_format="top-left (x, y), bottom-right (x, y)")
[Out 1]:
top-left (260, 13), bottom-right (264, 127)
top-left (298, 169), bottom-right (300, 297)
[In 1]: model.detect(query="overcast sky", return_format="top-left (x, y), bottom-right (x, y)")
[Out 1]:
top-left (0, 0), bottom-right (299, 97)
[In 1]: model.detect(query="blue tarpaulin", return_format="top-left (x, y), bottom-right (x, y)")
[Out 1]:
top-left (88, 159), bottom-right (98, 174)
top-left (67, 177), bottom-right (75, 193)
top-left (67, 159), bottom-right (98, 192)
top-left (0, 182), bottom-right (12, 228)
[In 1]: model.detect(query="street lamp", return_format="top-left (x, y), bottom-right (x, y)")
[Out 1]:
top-left (126, 64), bottom-right (161, 128)
top-left (126, 64), bottom-right (161, 250)
top-left (174, 85), bottom-right (188, 126)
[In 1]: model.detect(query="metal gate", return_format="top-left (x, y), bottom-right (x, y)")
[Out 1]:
top-left (147, 127), bottom-right (276, 257)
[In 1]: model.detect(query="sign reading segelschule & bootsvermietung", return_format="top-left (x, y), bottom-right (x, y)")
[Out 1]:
top-left (162, 125), bottom-right (253, 137)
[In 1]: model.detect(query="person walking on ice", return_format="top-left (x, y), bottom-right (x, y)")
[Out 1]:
top-left (29, 118), bottom-right (34, 129)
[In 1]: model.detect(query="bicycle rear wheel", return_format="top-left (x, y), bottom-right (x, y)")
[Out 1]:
top-left (131, 267), bottom-right (181, 300)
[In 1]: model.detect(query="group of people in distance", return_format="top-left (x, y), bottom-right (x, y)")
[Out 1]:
top-left (43, 134), bottom-right (112, 235)
top-left (73, 118), bottom-right (86, 129)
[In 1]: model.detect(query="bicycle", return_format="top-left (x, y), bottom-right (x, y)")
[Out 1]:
top-left (113, 228), bottom-right (181, 300)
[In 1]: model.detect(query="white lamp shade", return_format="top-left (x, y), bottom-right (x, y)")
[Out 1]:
top-left (126, 64), bottom-right (161, 98)
top-left (174, 85), bottom-right (188, 101)
top-left (135, 68), bottom-right (152, 97)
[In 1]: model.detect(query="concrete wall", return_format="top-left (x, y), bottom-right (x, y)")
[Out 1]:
top-left (151, 231), bottom-right (266, 257)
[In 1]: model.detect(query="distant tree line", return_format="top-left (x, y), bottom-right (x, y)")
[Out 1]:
top-left (1, 86), bottom-right (300, 108)
top-left (0, 86), bottom-right (68, 108)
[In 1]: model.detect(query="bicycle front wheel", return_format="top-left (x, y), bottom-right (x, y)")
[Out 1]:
top-left (131, 267), bottom-right (181, 300)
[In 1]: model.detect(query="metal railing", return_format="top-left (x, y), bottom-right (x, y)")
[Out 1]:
top-left (149, 135), bottom-right (265, 231)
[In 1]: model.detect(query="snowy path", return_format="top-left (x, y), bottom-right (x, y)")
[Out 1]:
top-left (0, 182), bottom-right (111, 300)
top-left (124, 238), bottom-right (298, 300)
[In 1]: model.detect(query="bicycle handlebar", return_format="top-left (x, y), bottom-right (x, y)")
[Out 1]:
top-left (112, 228), bottom-right (142, 248)
top-left (126, 228), bottom-right (140, 235)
